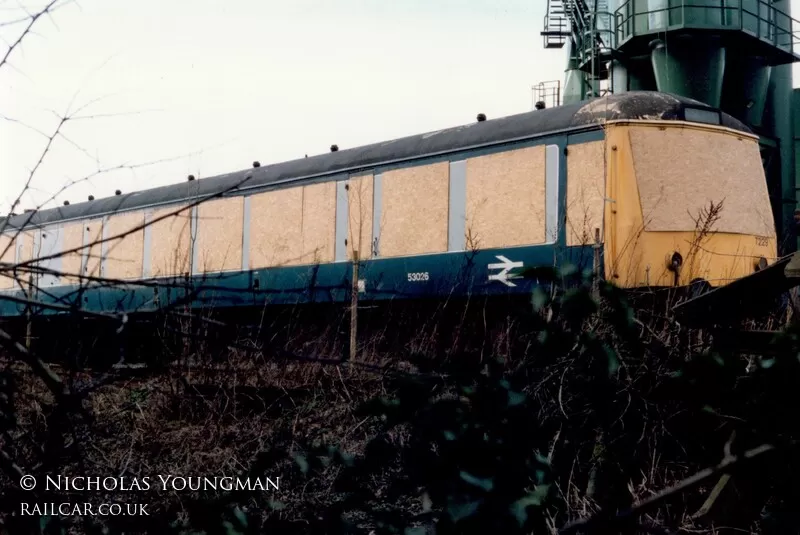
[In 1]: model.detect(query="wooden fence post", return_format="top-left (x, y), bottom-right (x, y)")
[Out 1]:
top-left (350, 250), bottom-right (359, 361)
top-left (593, 227), bottom-right (601, 299)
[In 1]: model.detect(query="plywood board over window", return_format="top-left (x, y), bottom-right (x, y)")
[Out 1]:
top-left (0, 234), bottom-right (16, 289)
top-left (36, 225), bottom-right (66, 289)
top-left (83, 220), bottom-right (104, 278)
top-left (630, 126), bottom-right (775, 237)
top-left (60, 222), bottom-right (84, 284)
top-left (347, 173), bottom-right (373, 260)
top-left (196, 197), bottom-right (244, 273)
top-left (250, 188), bottom-right (303, 268)
top-left (150, 205), bottom-right (192, 277)
top-left (3, 231), bottom-right (34, 288)
top-left (465, 145), bottom-right (546, 249)
top-left (105, 211), bottom-right (145, 280)
top-left (566, 141), bottom-right (606, 246)
top-left (380, 162), bottom-right (449, 257)
top-left (301, 182), bottom-right (336, 264)
top-left (249, 184), bottom-right (337, 268)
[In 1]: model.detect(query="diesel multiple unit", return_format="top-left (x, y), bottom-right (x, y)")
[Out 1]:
top-left (0, 92), bottom-right (777, 316)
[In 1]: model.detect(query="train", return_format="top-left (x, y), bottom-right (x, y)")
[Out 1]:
top-left (0, 91), bottom-right (777, 318)
top-left (4, 0), bottom-right (800, 321)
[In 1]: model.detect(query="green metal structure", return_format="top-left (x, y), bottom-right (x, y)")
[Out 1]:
top-left (542, 0), bottom-right (800, 252)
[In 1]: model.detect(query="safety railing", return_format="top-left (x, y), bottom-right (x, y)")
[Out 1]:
top-left (532, 80), bottom-right (562, 109)
top-left (614, 0), bottom-right (800, 56)
top-left (582, 10), bottom-right (617, 56)
top-left (542, 12), bottom-right (570, 48)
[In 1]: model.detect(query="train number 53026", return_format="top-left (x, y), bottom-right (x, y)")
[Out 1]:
top-left (407, 272), bottom-right (430, 282)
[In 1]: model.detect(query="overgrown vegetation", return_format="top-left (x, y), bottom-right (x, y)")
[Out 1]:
top-left (2, 265), bottom-right (800, 534)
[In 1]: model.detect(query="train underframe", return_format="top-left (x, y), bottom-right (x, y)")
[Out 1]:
top-left (2, 241), bottom-right (798, 366)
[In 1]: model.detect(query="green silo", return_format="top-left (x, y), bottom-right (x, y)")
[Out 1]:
top-left (764, 0), bottom-right (796, 250)
top-left (722, 55), bottom-right (771, 128)
top-left (644, 0), bottom-right (727, 107)
top-left (588, 0), bottom-right (800, 251)
top-left (563, 38), bottom-right (588, 105)
top-left (650, 35), bottom-right (726, 108)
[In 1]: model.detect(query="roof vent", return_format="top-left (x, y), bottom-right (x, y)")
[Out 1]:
top-left (188, 175), bottom-right (196, 181)
top-left (477, 113), bottom-right (486, 122)
top-left (115, 189), bottom-right (121, 196)
top-left (534, 101), bottom-right (546, 110)
top-left (330, 144), bottom-right (339, 152)
top-left (63, 200), bottom-right (70, 206)
top-left (23, 208), bottom-right (34, 213)
top-left (253, 161), bottom-right (261, 168)
top-left (88, 195), bottom-right (95, 201)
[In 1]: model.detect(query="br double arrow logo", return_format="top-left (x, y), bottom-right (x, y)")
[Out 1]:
top-left (487, 255), bottom-right (524, 287)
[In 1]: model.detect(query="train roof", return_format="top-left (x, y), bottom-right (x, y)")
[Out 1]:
top-left (2, 91), bottom-right (750, 230)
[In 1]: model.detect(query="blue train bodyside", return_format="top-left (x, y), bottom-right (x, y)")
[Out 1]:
top-left (1, 92), bottom-right (740, 318)
top-left (0, 244), bottom-right (598, 317)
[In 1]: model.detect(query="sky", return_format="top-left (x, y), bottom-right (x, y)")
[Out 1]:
top-left (1, 0), bottom-right (800, 214)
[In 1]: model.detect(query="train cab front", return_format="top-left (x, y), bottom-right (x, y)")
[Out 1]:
top-left (602, 117), bottom-right (778, 291)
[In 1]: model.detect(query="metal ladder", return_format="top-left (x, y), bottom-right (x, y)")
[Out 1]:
top-left (542, 0), bottom-right (569, 49)
top-left (541, 0), bottom-right (615, 93)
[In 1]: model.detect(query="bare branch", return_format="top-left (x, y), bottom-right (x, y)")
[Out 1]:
top-left (0, 115), bottom-right (65, 233)
top-left (0, 325), bottom-right (65, 398)
top-left (68, 108), bottom-right (165, 121)
top-left (0, 0), bottom-right (64, 72)
top-left (559, 443), bottom-right (779, 534)
top-left (10, 173), bottom-right (251, 270)
top-left (0, 112), bottom-right (51, 138)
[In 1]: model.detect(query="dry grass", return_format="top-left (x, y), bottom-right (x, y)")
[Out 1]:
top-left (0, 290), bottom-right (789, 534)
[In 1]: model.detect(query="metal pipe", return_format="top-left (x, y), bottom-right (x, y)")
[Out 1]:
top-left (768, 0), bottom-right (796, 251)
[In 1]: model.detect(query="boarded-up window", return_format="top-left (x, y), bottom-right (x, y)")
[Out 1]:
top-left (347, 174), bottom-right (373, 260)
top-left (2, 231), bottom-right (34, 288)
top-left (0, 234), bottom-right (16, 289)
top-left (150, 205), bottom-right (192, 277)
top-left (249, 183), bottom-right (336, 268)
top-left (630, 126), bottom-right (775, 237)
top-left (196, 197), bottom-right (244, 273)
top-left (380, 162), bottom-right (449, 257)
top-left (19, 232), bottom-right (33, 267)
top-left (35, 225), bottom-right (66, 289)
top-left (465, 146), bottom-right (546, 249)
top-left (301, 182), bottom-right (336, 264)
top-left (250, 188), bottom-right (303, 268)
top-left (566, 141), bottom-right (606, 246)
top-left (83, 220), bottom-right (104, 278)
top-left (105, 212), bottom-right (145, 280)
top-left (61, 223), bottom-right (84, 284)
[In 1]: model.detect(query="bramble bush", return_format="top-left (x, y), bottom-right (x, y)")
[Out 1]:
top-left (7, 265), bottom-right (800, 534)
